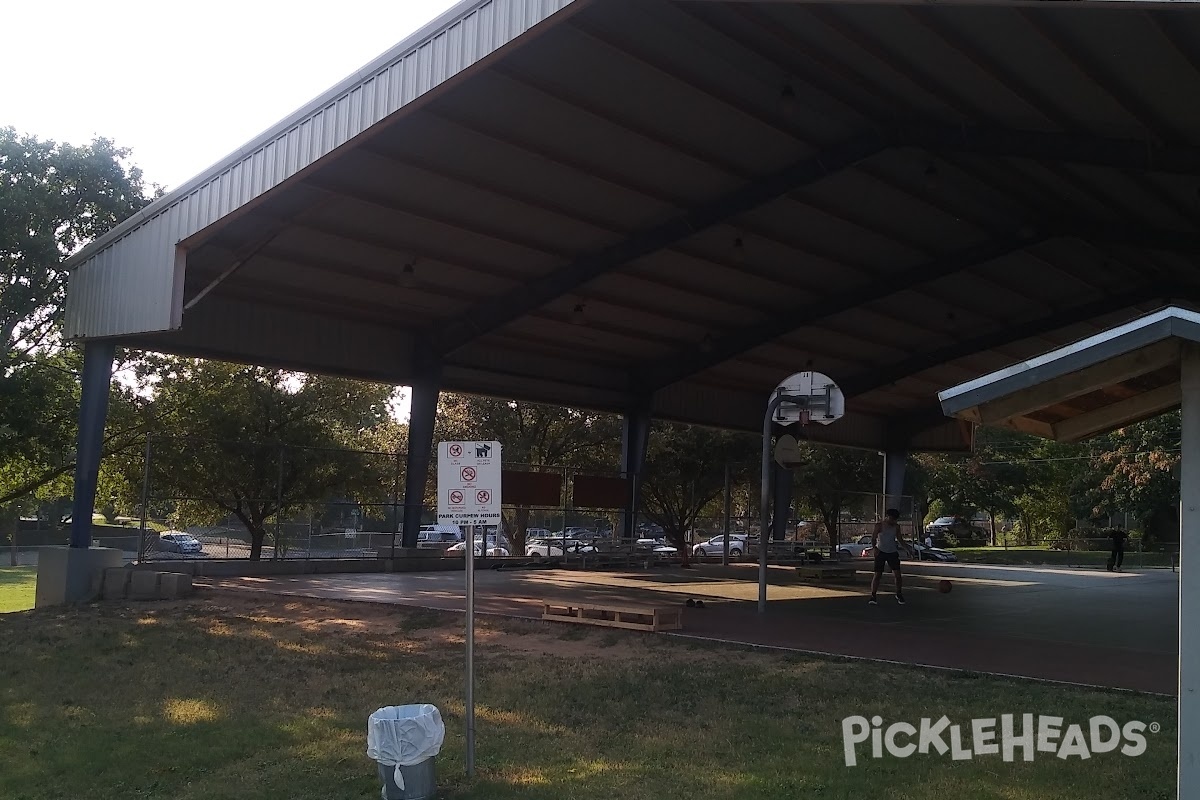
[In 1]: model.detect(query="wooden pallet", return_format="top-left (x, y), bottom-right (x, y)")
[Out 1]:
top-left (796, 564), bottom-right (858, 583)
top-left (542, 600), bottom-right (683, 632)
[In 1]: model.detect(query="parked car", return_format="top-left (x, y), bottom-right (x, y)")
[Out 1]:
top-left (446, 540), bottom-right (510, 557)
top-left (836, 535), bottom-right (875, 560)
top-left (156, 531), bottom-right (203, 554)
top-left (526, 538), bottom-right (595, 557)
top-left (924, 516), bottom-right (988, 545)
top-left (692, 534), bottom-right (749, 559)
top-left (635, 538), bottom-right (678, 557)
top-left (910, 543), bottom-right (959, 562)
top-left (415, 525), bottom-right (462, 552)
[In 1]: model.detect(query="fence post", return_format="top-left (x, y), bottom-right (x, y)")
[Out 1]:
top-left (722, 463), bottom-right (731, 567)
top-left (138, 432), bottom-right (152, 563)
top-left (274, 445), bottom-right (284, 561)
top-left (391, 449), bottom-right (402, 559)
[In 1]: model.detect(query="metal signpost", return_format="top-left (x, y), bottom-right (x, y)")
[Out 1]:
top-left (437, 440), bottom-right (502, 778)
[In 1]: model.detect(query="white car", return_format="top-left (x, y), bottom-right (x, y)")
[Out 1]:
top-left (635, 538), bottom-right (678, 557)
top-left (692, 534), bottom-right (749, 559)
top-left (156, 531), bottom-right (204, 554)
top-left (837, 535), bottom-right (875, 561)
top-left (525, 538), bottom-right (594, 557)
top-left (446, 541), bottom-right (510, 557)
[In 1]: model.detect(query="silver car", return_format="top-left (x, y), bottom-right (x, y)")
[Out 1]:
top-left (156, 531), bottom-right (203, 554)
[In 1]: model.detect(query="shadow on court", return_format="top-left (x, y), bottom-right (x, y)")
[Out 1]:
top-left (201, 560), bottom-right (1178, 694)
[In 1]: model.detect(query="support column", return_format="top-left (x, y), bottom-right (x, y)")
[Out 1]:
top-left (69, 342), bottom-right (116, 549)
top-left (620, 406), bottom-right (651, 543)
top-left (1179, 343), bottom-right (1200, 799)
top-left (772, 465), bottom-right (792, 541)
top-left (401, 361), bottom-right (441, 548)
top-left (882, 450), bottom-right (907, 513)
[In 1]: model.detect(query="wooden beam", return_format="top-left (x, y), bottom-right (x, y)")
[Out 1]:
top-left (976, 339), bottom-right (1182, 425)
top-left (1000, 416), bottom-right (1056, 439)
top-left (1053, 382), bottom-right (1182, 443)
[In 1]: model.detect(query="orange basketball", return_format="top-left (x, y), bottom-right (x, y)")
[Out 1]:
top-left (939, 580), bottom-right (953, 594)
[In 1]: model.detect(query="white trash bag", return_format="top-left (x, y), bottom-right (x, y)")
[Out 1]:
top-left (366, 704), bottom-right (445, 792)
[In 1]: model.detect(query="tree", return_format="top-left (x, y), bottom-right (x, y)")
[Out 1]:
top-left (917, 427), bottom-right (1029, 545)
top-left (787, 443), bottom-right (879, 558)
top-left (1074, 412), bottom-right (1181, 544)
top-left (0, 128), bottom-right (152, 509)
top-left (639, 423), bottom-right (757, 566)
top-left (433, 395), bottom-right (620, 551)
top-left (133, 357), bottom-right (394, 560)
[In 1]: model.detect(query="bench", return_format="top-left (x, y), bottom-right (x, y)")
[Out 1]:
top-left (796, 564), bottom-right (858, 583)
top-left (542, 600), bottom-right (683, 632)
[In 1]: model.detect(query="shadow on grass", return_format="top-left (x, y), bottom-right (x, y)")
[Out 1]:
top-left (0, 597), bottom-right (1179, 800)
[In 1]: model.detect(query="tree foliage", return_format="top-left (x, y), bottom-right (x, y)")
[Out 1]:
top-left (640, 423), bottom-right (757, 565)
top-left (433, 394), bottom-right (621, 549)
top-left (787, 443), bottom-right (879, 557)
top-left (0, 128), bottom-right (151, 508)
top-left (133, 357), bottom-right (393, 559)
top-left (1072, 412), bottom-right (1180, 543)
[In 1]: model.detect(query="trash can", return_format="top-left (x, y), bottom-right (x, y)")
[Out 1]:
top-left (367, 704), bottom-right (445, 800)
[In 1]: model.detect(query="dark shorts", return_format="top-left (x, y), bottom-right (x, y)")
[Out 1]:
top-left (874, 550), bottom-right (901, 571)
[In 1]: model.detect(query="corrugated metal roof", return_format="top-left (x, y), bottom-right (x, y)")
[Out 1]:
top-left (63, 0), bottom-right (582, 338)
top-left (61, 0), bottom-right (1200, 451)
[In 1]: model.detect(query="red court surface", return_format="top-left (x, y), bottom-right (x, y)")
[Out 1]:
top-left (199, 561), bottom-right (1178, 695)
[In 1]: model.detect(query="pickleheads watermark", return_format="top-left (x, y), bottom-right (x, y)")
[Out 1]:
top-left (841, 714), bottom-right (1160, 767)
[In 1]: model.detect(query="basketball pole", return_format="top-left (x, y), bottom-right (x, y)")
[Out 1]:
top-left (760, 392), bottom-right (805, 613)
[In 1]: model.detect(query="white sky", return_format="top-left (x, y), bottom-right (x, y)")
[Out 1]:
top-left (5, 0), bottom-right (462, 420)
top-left (1, 0), bottom-right (460, 190)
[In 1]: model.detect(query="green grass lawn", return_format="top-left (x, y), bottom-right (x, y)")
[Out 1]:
top-left (0, 595), bottom-right (1177, 799)
top-left (951, 546), bottom-right (1174, 568)
top-left (0, 567), bottom-right (36, 614)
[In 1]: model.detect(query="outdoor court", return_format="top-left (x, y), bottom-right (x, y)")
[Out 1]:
top-left (201, 560), bottom-right (1178, 695)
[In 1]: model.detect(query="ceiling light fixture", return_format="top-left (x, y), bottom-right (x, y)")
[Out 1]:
top-left (779, 84), bottom-right (800, 118)
top-left (733, 236), bottom-right (747, 265)
top-left (399, 261), bottom-right (418, 289)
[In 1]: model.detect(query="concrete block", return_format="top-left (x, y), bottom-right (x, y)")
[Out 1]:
top-left (158, 572), bottom-right (192, 599)
top-left (37, 547), bottom-right (125, 607)
top-left (129, 570), bottom-right (162, 600)
top-left (101, 568), bottom-right (131, 601)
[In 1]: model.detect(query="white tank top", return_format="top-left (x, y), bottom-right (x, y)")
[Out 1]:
top-left (877, 522), bottom-right (900, 553)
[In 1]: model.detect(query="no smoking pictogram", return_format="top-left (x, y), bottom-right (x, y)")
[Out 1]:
top-left (449, 444), bottom-right (463, 458)
top-left (449, 490), bottom-right (464, 505)
top-left (476, 490), bottom-right (491, 504)
top-left (461, 466), bottom-right (477, 482)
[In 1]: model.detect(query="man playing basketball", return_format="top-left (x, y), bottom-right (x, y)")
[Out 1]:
top-left (869, 508), bottom-right (906, 605)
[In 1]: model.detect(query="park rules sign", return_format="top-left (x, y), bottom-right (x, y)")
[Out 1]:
top-left (437, 441), bottom-right (502, 526)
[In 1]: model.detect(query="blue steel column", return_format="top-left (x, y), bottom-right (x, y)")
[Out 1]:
top-left (401, 362), bottom-right (441, 548)
top-left (620, 407), bottom-right (651, 543)
top-left (69, 342), bottom-right (116, 549)
top-left (882, 450), bottom-right (907, 511)
top-left (772, 465), bottom-right (792, 541)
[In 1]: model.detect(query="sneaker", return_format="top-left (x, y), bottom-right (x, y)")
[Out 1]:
top-left (896, 595), bottom-right (906, 605)
top-left (868, 597), bottom-right (878, 605)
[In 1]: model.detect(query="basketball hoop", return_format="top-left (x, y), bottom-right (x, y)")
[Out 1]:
top-left (769, 371), bottom-right (845, 427)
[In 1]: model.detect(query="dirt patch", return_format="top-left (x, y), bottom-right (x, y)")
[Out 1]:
top-left (139, 591), bottom-right (691, 664)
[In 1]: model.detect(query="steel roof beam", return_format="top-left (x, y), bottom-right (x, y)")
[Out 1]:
top-left (839, 286), bottom-right (1176, 399)
top-left (425, 131), bottom-right (890, 357)
top-left (898, 124), bottom-right (1200, 175)
top-left (636, 233), bottom-right (1045, 391)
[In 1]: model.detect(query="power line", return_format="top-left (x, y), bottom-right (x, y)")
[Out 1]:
top-left (979, 448), bottom-right (1181, 466)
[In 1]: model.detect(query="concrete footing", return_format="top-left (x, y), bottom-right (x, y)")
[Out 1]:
top-left (35, 546), bottom-right (124, 607)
